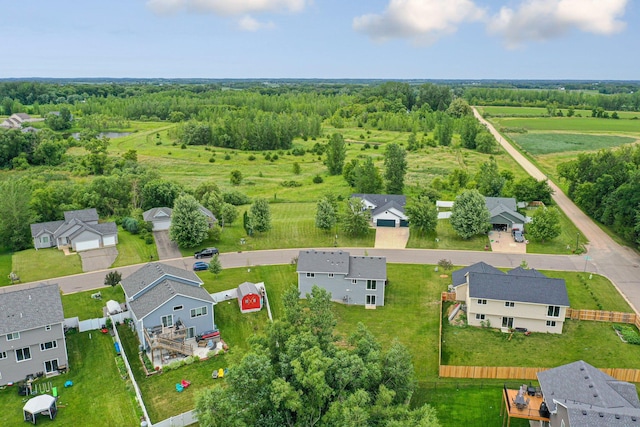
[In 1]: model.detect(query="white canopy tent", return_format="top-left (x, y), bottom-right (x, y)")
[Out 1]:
top-left (23, 394), bottom-right (57, 424)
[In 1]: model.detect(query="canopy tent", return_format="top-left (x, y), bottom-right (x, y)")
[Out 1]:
top-left (23, 394), bottom-right (57, 424)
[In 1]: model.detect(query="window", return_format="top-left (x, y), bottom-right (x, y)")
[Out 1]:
top-left (44, 325), bottom-right (52, 331)
top-left (40, 341), bottom-right (58, 351)
top-left (187, 327), bottom-right (195, 339)
top-left (504, 301), bottom-right (515, 307)
top-left (40, 236), bottom-right (49, 244)
top-left (161, 315), bottom-right (173, 328)
top-left (0, 351), bottom-right (7, 359)
top-left (477, 299), bottom-right (487, 305)
top-left (502, 317), bottom-right (514, 328)
top-left (352, 279), bottom-right (357, 284)
top-left (190, 306), bottom-right (207, 318)
top-left (6, 332), bottom-right (20, 341)
top-left (173, 305), bottom-right (183, 311)
top-left (306, 272), bottom-right (315, 278)
top-left (366, 295), bottom-right (376, 305)
top-left (367, 280), bottom-right (377, 290)
top-left (475, 314), bottom-right (485, 320)
top-left (546, 321), bottom-right (557, 327)
top-left (547, 306), bottom-right (561, 317)
top-left (328, 273), bottom-right (334, 278)
top-left (44, 359), bottom-right (59, 373)
top-left (16, 347), bottom-right (31, 362)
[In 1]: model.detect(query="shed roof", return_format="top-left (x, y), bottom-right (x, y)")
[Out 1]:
top-left (238, 281), bottom-right (260, 297)
top-left (0, 284), bottom-right (64, 334)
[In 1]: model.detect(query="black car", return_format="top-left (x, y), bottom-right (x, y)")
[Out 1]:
top-left (194, 247), bottom-right (219, 259)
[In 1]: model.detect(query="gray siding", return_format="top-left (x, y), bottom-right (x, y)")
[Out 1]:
top-left (33, 233), bottom-right (56, 250)
top-left (298, 273), bottom-right (385, 306)
top-left (0, 323), bottom-right (67, 385)
top-left (139, 295), bottom-right (215, 346)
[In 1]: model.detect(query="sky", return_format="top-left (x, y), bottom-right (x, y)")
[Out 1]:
top-left (1, 0), bottom-right (638, 80)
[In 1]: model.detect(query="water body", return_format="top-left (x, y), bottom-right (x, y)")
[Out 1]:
top-left (71, 132), bottom-right (132, 140)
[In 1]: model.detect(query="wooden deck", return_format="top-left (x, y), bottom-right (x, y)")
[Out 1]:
top-left (501, 387), bottom-right (550, 426)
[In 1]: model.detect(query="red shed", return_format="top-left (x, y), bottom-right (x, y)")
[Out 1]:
top-left (237, 282), bottom-right (263, 313)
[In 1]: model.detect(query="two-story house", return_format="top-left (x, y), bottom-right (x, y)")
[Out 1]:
top-left (0, 284), bottom-right (68, 385)
top-left (296, 249), bottom-right (387, 307)
top-left (121, 262), bottom-right (216, 354)
top-left (453, 262), bottom-right (569, 333)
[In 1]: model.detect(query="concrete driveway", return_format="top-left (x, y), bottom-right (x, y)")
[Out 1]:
top-left (79, 247), bottom-right (119, 272)
top-left (488, 230), bottom-right (527, 254)
top-left (153, 231), bottom-right (182, 260)
top-left (374, 227), bottom-right (410, 249)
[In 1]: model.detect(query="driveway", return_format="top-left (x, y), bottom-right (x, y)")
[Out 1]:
top-left (79, 247), bottom-right (119, 272)
top-left (153, 230), bottom-right (182, 260)
top-left (488, 230), bottom-right (527, 254)
top-left (374, 227), bottom-right (410, 249)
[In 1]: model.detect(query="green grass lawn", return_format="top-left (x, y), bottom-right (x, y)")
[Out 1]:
top-left (508, 132), bottom-right (637, 155)
top-left (542, 271), bottom-right (632, 312)
top-left (478, 105), bottom-right (640, 120)
top-left (407, 219), bottom-right (490, 251)
top-left (0, 331), bottom-right (139, 427)
top-left (61, 285), bottom-right (126, 320)
top-left (112, 227), bottom-right (158, 268)
top-left (524, 206), bottom-right (589, 255)
top-left (12, 248), bottom-right (83, 283)
top-left (0, 247), bottom-right (12, 286)
top-left (490, 116), bottom-right (640, 134)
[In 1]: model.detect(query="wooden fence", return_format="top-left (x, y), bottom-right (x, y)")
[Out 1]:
top-left (565, 308), bottom-right (639, 326)
top-left (439, 365), bottom-right (640, 382)
top-left (441, 292), bottom-right (457, 302)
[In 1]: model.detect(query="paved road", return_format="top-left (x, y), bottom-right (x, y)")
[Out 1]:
top-left (474, 107), bottom-right (640, 312)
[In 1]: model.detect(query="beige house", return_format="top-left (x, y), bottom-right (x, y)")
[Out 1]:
top-left (453, 262), bottom-right (569, 333)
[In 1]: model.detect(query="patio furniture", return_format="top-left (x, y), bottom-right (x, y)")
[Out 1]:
top-left (181, 379), bottom-right (191, 388)
top-left (175, 383), bottom-right (184, 392)
top-left (515, 394), bottom-right (527, 410)
top-left (212, 370), bottom-right (218, 379)
top-left (535, 386), bottom-right (542, 397)
top-left (527, 385), bottom-right (536, 396)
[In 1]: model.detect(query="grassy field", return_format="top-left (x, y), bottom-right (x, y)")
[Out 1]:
top-left (62, 285), bottom-right (126, 320)
top-left (490, 116), bottom-right (640, 134)
top-left (112, 227), bottom-right (158, 268)
top-left (524, 206), bottom-right (589, 254)
top-left (407, 220), bottom-right (489, 251)
top-left (478, 106), bottom-right (640, 120)
top-left (508, 133), bottom-right (637, 155)
top-left (12, 248), bottom-right (83, 283)
top-left (0, 331), bottom-right (139, 427)
top-left (0, 248), bottom-right (12, 286)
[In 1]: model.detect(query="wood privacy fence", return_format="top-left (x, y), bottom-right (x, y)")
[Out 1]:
top-left (565, 308), bottom-right (640, 328)
top-left (439, 365), bottom-right (640, 382)
top-left (441, 292), bottom-right (456, 302)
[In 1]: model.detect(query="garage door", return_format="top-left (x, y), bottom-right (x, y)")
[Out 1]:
top-left (103, 236), bottom-right (117, 246)
top-left (75, 240), bottom-right (100, 251)
top-left (400, 220), bottom-right (409, 227)
top-left (153, 220), bottom-right (172, 231)
top-left (376, 219), bottom-right (396, 227)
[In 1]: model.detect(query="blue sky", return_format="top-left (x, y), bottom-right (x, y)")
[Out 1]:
top-left (1, 0), bottom-right (637, 79)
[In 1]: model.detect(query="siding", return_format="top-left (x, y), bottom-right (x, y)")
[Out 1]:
top-left (299, 273), bottom-right (385, 306)
top-left (466, 297), bottom-right (566, 333)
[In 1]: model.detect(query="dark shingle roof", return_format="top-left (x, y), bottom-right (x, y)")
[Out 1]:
top-left (347, 256), bottom-right (387, 280)
top-left (64, 208), bottom-right (98, 223)
top-left (128, 278), bottom-right (213, 319)
top-left (351, 194), bottom-right (407, 215)
top-left (297, 250), bottom-right (350, 274)
top-left (452, 261), bottom-right (503, 286)
top-left (538, 360), bottom-right (640, 421)
top-left (30, 220), bottom-right (65, 238)
top-left (507, 267), bottom-right (547, 278)
top-left (467, 271), bottom-right (569, 306)
top-left (485, 197), bottom-right (517, 212)
top-left (0, 284), bottom-right (64, 334)
top-left (143, 207), bottom-right (172, 222)
top-left (121, 262), bottom-right (203, 298)
top-left (485, 197), bottom-right (526, 224)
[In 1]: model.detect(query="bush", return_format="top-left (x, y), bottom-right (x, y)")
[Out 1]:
top-left (281, 180), bottom-right (302, 187)
top-left (223, 190), bottom-right (251, 206)
top-left (248, 155), bottom-right (256, 161)
top-left (291, 148), bottom-right (306, 156)
top-left (614, 324), bottom-right (640, 345)
top-left (122, 217), bottom-right (139, 234)
top-left (145, 234), bottom-right (154, 245)
top-left (224, 153), bottom-right (231, 160)
top-left (181, 143), bottom-right (187, 149)
top-left (312, 175), bottom-right (324, 184)
top-left (209, 157), bottom-right (215, 163)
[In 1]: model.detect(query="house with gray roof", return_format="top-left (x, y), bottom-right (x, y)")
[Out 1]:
top-left (121, 263), bottom-right (215, 351)
top-left (351, 194), bottom-right (408, 227)
top-left (485, 197), bottom-right (526, 231)
top-left (1, 113), bottom-right (41, 129)
top-left (453, 262), bottom-right (569, 333)
top-left (537, 360), bottom-right (640, 426)
top-left (143, 205), bottom-right (216, 231)
top-left (30, 208), bottom-right (118, 252)
top-left (0, 283), bottom-right (68, 386)
top-left (296, 249), bottom-right (387, 306)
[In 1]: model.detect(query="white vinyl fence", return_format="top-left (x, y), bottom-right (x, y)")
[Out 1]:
top-left (65, 311), bottom-right (131, 332)
top-left (152, 410), bottom-right (198, 427)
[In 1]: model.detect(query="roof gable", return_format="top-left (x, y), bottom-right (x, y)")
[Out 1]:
top-left (238, 281), bottom-right (259, 297)
top-left (64, 208), bottom-right (99, 223)
top-left (129, 279), bottom-right (214, 320)
top-left (0, 284), bottom-right (64, 334)
top-left (121, 262), bottom-right (203, 299)
top-left (467, 271), bottom-right (569, 306)
top-left (351, 194), bottom-right (407, 214)
top-left (452, 261), bottom-right (504, 286)
top-left (485, 197), bottom-right (517, 212)
top-left (143, 207), bottom-right (173, 221)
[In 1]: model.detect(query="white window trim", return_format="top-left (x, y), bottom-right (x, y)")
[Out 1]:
top-left (173, 305), bottom-right (183, 311)
top-left (190, 306), bottom-right (208, 318)
top-left (306, 272), bottom-right (315, 278)
top-left (0, 351), bottom-right (7, 359)
top-left (6, 332), bottom-right (20, 341)
top-left (504, 301), bottom-right (515, 307)
top-left (40, 340), bottom-right (58, 351)
top-left (477, 299), bottom-right (487, 305)
top-left (367, 280), bottom-right (377, 290)
top-left (45, 325), bottom-right (52, 331)
top-left (328, 273), bottom-right (334, 278)
top-left (475, 314), bottom-right (485, 320)
top-left (546, 320), bottom-right (557, 327)
top-left (161, 314), bottom-right (174, 327)
top-left (366, 294), bottom-right (376, 305)
top-left (16, 347), bottom-right (32, 362)
top-left (351, 279), bottom-right (357, 284)
top-left (547, 305), bottom-right (561, 318)
top-left (44, 358), bottom-right (59, 373)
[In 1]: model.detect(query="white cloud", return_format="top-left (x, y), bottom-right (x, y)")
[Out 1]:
top-left (237, 15), bottom-right (275, 32)
top-left (353, 0), bottom-right (485, 44)
top-left (147, 0), bottom-right (309, 16)
top-left (489, 0), bottom-right (628, 48)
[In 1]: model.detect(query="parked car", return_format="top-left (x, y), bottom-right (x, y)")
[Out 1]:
top-left (193, 261), bottom-right (209, 271)
top-left (513, 230), bottom-right (525, 243)
top-left (194, 247), bottom-right (219, 259)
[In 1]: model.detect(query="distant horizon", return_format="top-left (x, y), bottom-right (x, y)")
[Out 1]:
top-left (2, 1), bottom-right (637, 80)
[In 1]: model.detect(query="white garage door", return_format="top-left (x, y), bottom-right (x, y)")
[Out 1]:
top-left (103, 236), bottom-right (117, 246)
top-left (153, 220), bottom-right (172, 231)
top-left (75, 240), bottom-right (100, 251)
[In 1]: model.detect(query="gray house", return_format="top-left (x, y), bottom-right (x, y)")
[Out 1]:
top-left (537, 360), bottom-right (640, 426)
top-left (143, 205), bottom-right (217, 231)
top-left (352, 194), bottom-right (408, 227)
top-left (30, 208), bottom-right (118, 252)
top-left (485, 197), bottom-right (526, 231)
top-left (121, 263), bottom-right (215, 353)
top-left (296, 249), bottom-right (387, 307)
top-left (0, 284), bottom-right (68, 386)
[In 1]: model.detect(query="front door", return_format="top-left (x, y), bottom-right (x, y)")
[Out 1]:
top-left (366, 295), bottom-right (376, 305)
top-left (502, 317), bottom-right (514, 328)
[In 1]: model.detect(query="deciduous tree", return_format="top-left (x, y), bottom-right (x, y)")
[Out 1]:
top-left (450, 189), bottom-right (490, 239)
top-left (527, 207), bottom-right (561, 243)
top-left (341, 197), bottom-right (371, 237)
top-left (405, 194), bottom-right (438, 234)
top-left (384, 143), bottom-right (407, 194)
top-left (169, 194), bottom-right (209, 247)
top-left (353, 157), bottom-right (383, 194)
top-left (325, 133), bottom-right (347, 175)
top-left (316, 197), bottom-right (337, 231)
top-left (0, 178), bottom-right (35, 251)
top-left (475, 157), bottom-right (505, 197)
top-left (249, 198), bottom-right (271, 233)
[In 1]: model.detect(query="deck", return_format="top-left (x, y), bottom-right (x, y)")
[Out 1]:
top-left (501, 386), bottom-right (550, 426)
